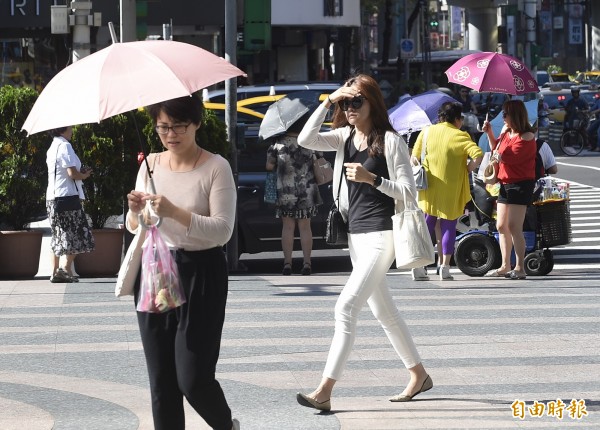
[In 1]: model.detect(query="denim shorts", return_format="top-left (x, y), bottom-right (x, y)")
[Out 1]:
top-left (497, 180), bottom-right (536, 206)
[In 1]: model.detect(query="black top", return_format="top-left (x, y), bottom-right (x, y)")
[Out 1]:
top-left (345, 140), bottom-right (394, 234)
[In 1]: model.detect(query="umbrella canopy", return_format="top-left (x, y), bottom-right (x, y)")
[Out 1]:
top-left (388, 89), bottom-right (458, 134)
top-left (445, 52), bottom-right (538, 96)
top-left (478, 99), bottom-right (539, 151)
top-left (258, 90), bottom-right (321, 141)
top-left (22, 40), bottom-right (245, 135)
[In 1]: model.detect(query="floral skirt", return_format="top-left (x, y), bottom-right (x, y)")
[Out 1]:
top-left (47, 200), bottom-right (95, 256)
top-left (276, 206), bottom-right (318, 219)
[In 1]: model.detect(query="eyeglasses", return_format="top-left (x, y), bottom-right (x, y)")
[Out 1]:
top-left (339, 96), bottom-right (365, 111)
top-left (155, 123), bottom-right (192, 135)
top-left (502, 112), bottom-right (508, 118)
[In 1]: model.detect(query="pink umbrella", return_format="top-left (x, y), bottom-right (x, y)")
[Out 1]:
top-left (22, 40), bottom-right (245, 135)
top-left (445, 52), bottom-right (538, 96)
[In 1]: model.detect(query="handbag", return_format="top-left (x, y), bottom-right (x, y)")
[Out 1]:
top-left (483, 162), bottom-right (499, 185)
top-left (483, 151), bottom-right (499, 185)
top-left (264, 171), bottom-right (277, 204)
top-left (412, 164), bottom-right (427, 191)
top-left (312, 155), bottom-right (333, 185)
top-left (53, 144), bottom-right (82, 213)
top-left (412, 127), bottom-right (429, 191)
top-left (325, 202), bottom-right (347, 246)
top-left (54, 194), bottom-right (82, 213)
top-left (115, 223), bottom-right (146, 297)
top-left (392, 198), bottom-right (435, 269)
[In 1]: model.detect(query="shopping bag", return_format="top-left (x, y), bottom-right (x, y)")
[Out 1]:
top-left (137, 226), bottom-right (186, 313)
top-left (392, 204), bottom-right (435, 269)
top-left (264, 171), bottom-right (277, 204)
top-left (115, 225), bottom-right (145, 297)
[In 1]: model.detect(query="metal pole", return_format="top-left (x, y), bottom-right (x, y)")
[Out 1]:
top-left (225, 0), bottom-right (243, 271)
top-left (119, 0), bottom-right (136, 42)
top-left (71, 1), bottom-right (92, 62)
top-left (524, 0), bottom-right (537, 70)
top-left (403, 0), bottom-right (409, 82)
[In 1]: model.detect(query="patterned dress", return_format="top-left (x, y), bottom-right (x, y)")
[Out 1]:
top-left (266, 135), bottom-right (322, 218)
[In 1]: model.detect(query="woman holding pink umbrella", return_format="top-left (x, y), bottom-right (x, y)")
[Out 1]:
top-left (482, 100), bottom-right (537, 280)
top-left (126, 95), bottom-right (240, 430)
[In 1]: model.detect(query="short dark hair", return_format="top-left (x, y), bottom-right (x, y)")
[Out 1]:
top-left (438, 102), bottom-right (463, 123)
top-left (146, 94), bottom-right (204, 125)
top-left (48, 127), bottom-right (68, 137)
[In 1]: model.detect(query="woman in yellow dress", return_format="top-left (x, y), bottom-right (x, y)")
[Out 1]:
top-left (411, 102), bottom-right (483, 280)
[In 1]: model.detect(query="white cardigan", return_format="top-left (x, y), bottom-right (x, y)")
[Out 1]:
top-left (297, 102), bottom-right (418, 222)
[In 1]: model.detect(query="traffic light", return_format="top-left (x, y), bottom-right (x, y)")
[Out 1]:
top-left (430, 17), bottom-right (439, 29)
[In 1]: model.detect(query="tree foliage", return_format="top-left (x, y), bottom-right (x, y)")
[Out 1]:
top-left (0, 86), bottom-right (48, 230)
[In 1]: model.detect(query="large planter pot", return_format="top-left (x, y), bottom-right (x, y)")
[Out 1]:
top-left (0, 230), bottom-right (44, 279)
top-left (75, 228), bottom-right (125, 277)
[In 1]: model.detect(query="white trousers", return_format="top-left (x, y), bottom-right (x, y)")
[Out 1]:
top-left (323, 230), bottom-right (421, 381)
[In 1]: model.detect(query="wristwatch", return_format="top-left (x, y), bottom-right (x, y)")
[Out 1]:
top-left (372, 175), bottom-right (383, 187)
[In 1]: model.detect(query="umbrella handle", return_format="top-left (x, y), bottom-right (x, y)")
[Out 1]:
top-left (137, 176), bottom-right (162, 228)
top-left (137, 213), bottom-right (162, 229)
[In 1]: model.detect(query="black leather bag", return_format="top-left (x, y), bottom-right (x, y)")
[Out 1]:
top-left (325, 202), bottom-right (347, 246)
top-left (54, 195), bottom-right (81, 213)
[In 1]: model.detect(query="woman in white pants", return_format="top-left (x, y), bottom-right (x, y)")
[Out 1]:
top-left (295, 74), bottom-right (432, 411)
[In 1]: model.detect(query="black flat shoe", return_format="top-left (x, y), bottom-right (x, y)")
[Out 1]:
top-left (296, 393), bottom-right (331, 411)
top-left (389, 374), bottom-right (433, 402)
top-left (301, 263), bottom-right (311, 276)
top-left (282, 263), bottom-right (292, 276)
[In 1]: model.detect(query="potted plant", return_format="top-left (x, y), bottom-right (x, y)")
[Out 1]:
top-left (71, 110), bottom-right (150, 277)
top-left (0, 86), bottom-right (49, 278)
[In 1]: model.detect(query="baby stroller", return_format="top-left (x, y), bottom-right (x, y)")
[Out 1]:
top-left (453, 179), bottom-right (572, 276)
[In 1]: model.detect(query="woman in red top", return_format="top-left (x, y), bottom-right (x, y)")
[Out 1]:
top-left (482, 100), bottom-right (536, 279)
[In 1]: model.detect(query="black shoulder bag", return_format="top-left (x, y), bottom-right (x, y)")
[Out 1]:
top-left (54, 144), bottom-right (82, 213)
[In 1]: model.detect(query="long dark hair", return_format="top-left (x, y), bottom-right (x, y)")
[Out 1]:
top-left (331, 74), bottom-right (395, 157)
top-left (503, 100), bottom-right (534, 134)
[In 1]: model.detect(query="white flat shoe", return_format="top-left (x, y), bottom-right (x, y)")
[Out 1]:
top-left (411, 267), bottom-right (429, 281)
top-left (439, 265), bottom-right (454, 281)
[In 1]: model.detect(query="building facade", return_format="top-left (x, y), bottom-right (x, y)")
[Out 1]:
top-left (0, 0), bottom-right (361, 91)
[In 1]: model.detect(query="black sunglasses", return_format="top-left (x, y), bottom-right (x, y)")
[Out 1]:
top-left (502, 111), bottom-right (508, 118)
top-left (339, 96), bottom-right (365, 111)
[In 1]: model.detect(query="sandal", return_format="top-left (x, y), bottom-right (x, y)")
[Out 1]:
top-left (505, 270), bottom-right (526, 280)
top-left (282, 263), bottom-right (292, 276)
top-left (484, 269), bottom-right (509, 278)
top-left (50, 268), bottom-right (75, 283)
top-left (301, 262), bottom-right (311, 276)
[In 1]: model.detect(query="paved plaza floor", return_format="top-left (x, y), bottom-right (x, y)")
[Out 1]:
top-left (0, 265), bottom-right (598, 429)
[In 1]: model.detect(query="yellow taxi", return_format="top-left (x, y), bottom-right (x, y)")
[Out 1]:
top-left (573, 71), bottom-right (600, 84)
top-left (204, 93), bottom-right (332, 125)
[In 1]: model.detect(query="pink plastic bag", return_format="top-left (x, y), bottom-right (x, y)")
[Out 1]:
top-left (137, 225), bottom-right (186, 313)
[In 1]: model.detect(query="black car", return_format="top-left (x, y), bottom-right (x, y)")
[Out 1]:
top-left (207, 89), bottom-right (339, 255)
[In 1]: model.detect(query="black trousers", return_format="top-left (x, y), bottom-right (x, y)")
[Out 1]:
top-left (135, 247), bottom-right (232, 430)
